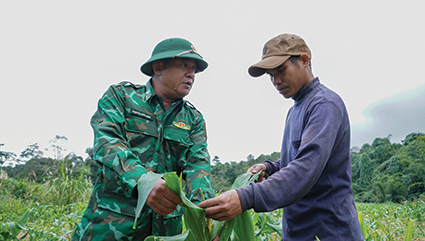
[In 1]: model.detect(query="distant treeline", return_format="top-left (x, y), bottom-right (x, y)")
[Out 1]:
top-left (1, 132), bottom-right (424, 203)
top-left (351, 132), bottom-right (425, 203)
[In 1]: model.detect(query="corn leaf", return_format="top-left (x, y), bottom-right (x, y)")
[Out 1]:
top-left (162, 172), bottom-right (181, 194)
top-left (358, 212), bottom-right (368, 239)
top-left (404, 219), bottom-right (414, 241)
top-left (136, 172), bottom-right (209, 241)
top-left (216, 172), bottom-right (260, 241)
top-left (231, 211), bottom-right (255, 241)
top-left (144, 230), bottom-right (190, 241)
top-left (163, 172), bottom-right (210, 241)
top-left (254, 212), bottom-right (281, 238)
top-left (230, 172), bottom-right (261, 190)
top-left (211, 219), bottom-right (234, 241)
top-left (133, 172), bottom-right (163, 229)
top-left (137, 171), bottom-right (262, 240)
top-left (256, 222), bottom-right (281, 237)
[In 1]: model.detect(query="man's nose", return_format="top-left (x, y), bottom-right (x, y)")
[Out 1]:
top-left (186, 68), bottom-right (195, 79)
top-left (272, 76), bottom-right (282, 86)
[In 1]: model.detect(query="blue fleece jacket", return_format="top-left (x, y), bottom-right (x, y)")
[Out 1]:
top-left (236, 78), bottom-right (363, 240)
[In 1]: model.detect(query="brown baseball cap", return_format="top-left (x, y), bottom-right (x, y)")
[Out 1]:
top-left (248, 33), bottom-right (312, 77)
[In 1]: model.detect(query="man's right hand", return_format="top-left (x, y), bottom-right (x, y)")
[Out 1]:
top-left (247, 163), bottom-right (267, 182)
top-left (146, 178), bottom-right (182, 216)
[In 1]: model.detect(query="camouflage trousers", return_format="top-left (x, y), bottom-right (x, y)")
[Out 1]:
top-left (72, 202), bottom-right (183, 241)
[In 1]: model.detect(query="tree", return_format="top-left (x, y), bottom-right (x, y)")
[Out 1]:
top-left (351, 146), bottom-right (361, 153)
top-left (0, 143), bottom-right (17, 166)
top-left (352, 132), bottom-right (425, 202)
top-left (212, 155), bottom-right (220, 165)
top-left (210, 162), bottom-right (230, 193)
top-left (20, 143), bottom-right (45, 161)
top-left (49, 135), bottom-right (68, 160)
top-left (15, 157), bottom-right (56, 182)
top-left (402, 132), bottom-right (425, 146)
top-left (85, 147), bottom-right (94, 159)
top-left (369, 136), bottom-right (396, 164)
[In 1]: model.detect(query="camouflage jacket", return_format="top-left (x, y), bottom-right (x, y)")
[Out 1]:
top-left (90, 80), bottom-right (214, 218)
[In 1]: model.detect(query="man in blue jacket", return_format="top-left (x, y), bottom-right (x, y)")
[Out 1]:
top-left (199, 33), bottom-right (364, 240)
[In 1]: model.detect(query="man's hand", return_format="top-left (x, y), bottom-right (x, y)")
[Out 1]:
top-left (247, 163), bottom-right (267, 182)
top-left (198, 190), bottom-right (242, 221)
top-left (146, 178), bottom-right (182, 216)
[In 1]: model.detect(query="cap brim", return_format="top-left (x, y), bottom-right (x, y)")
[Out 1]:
top-left (141, 51), bottom-right (208, 76)
top-left (248, 55), bottom-right (291, 77)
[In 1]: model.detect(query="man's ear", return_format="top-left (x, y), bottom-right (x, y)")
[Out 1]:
top-left (299, 54), bottom-right (310, 68)
top-left (152, 61), bottom-right (164, 75)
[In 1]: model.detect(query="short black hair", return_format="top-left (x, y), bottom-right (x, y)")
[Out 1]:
top-left (289, 55), bottom-right (312, 72)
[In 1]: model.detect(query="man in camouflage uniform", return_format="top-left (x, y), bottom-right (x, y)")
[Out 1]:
top-left (72, 38), bottom-right (215, 240)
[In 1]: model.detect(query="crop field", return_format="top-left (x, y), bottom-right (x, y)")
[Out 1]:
top-left (356, 202), bottom-right (425, 241)
top-left (1, 176), bottom-right (424, 240)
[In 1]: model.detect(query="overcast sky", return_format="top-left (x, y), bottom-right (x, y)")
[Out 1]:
top-left (1, 0), bottom-right (425, 164)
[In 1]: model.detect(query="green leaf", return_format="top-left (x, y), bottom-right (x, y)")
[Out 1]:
top-left (210, 219), bottom-right (234, 241)
top-left (137, 171), bottom-right (263, 240)
top-left (230, 172), bottom-right (261, 190)
top-left (231, 211), bottom-right (254, 241)
top-left (358, 212), bottom-right (368, 239)
top-left (163, 172), bottom-right (182, 194)
top-left (257, 223), bottom-right (281, 238)
top-left (225, 172), bottom-right (261, 241)
top-left (164, 173), bottom-right (209, 241)
top-left (138, 172), bottom-right (210, 241)
top-left (404, 219), bottom-right (414, 241)
top-left (134, 172), bottom-right (164, 228)
top-left (254, 212), bottom-right (282, 238)
top-left (8, 209), bottom-right (32, 238)
top-left (17, 208), bottom-right (31, 227)
top-left (144, 230), bottom-right (190, 241)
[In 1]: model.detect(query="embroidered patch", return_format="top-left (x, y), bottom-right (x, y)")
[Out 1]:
top-left (131, 109), bottom-right (153, 120)
top-left (173, 121), bottom-right (191, 130)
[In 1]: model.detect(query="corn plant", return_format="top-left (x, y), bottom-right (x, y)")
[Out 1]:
top-left (357, 201), bottom-right (425, 240)
top-left (249, 211), bottom-right (281, 240)
top-left (135, 172), bottom-right (263, 241)
top-left (0, 169), bottom-right (91, 240)
top-left (2, 173), bottom-right (424, 240)
top-left (0, 208), bottom-right (31, 240)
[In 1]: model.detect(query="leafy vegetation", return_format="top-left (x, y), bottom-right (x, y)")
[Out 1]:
top-left (356, 200), bottom-right (425, 241)
top-left (137, 171), bottom-right (262, 241)
top-left (0, 177), bottom-right (89, 240)
top-left (1, 132), bottom-right (425, 240)
top-left (351, 133), bottom-right (425, 203)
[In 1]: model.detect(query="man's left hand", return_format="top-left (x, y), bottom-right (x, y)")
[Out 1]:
top-left (198, 190), bottom-right (242, 221)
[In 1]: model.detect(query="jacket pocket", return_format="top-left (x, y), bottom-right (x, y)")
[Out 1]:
top-left (125, 112), bottom-right (158, 137)
top-left (163, 126), bottom-right (192, 146)
top-left (163, 126), bottom-right (193, 169)
top-left (98, 189), bottom-right (138, 217)
top-left (125, 113), bottom-right (158, 160)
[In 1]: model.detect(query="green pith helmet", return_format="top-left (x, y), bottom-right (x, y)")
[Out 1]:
top-left (140, 38), bottom-right (208, 76)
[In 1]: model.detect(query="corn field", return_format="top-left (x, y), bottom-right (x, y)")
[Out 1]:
top-left (356, 201), bottom-right (425, 241)
top-left (1, 173), bottom-right (424, 240)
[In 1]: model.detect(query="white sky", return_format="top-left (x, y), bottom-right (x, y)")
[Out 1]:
top-left (1, 0), bottom-right (425, 163)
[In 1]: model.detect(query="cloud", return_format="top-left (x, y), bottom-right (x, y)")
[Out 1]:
top-left (351, 84), bottom-right (425, 147)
